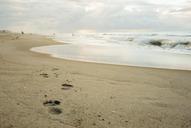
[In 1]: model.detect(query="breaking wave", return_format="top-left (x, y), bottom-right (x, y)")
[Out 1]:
top-left (53, 32), bottom-right (191, 55)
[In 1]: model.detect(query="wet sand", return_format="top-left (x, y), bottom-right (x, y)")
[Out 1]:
top-left (0, 31), bottom-right (191, 128)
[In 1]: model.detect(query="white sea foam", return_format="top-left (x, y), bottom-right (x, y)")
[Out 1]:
top-left (53, 33), bottom-right (191, 54)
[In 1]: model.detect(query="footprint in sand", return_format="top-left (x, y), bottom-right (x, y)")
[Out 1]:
top-left (48, 107), bottom-right (62, 115)
top-left (54, 73), bottom-right (59, 78)
top-left (43, 100), bottom-right (61, 106)
top-left (52, 68), bottom-right (59, 71)
top-left (40, 73), bottom-right (49, 78)
top-left (61, 83), bottom-right (74, 90)
top-left (43, 100), bottom-right (62, 115)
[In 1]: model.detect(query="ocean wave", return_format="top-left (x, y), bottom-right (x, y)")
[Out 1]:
top-left (54, 33), bottom-right (191, 55)
top-left (147, 39), bottom-right (191, 50)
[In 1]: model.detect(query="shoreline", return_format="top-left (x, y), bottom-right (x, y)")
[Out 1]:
top-left (31, 44), bottom-right (191, 71)
top-left (30, 38), bottom-right (191, 72)
top-left (30, 42), bottom-right (191, 71)
top-left (1, 31), bottom-right (191, 128)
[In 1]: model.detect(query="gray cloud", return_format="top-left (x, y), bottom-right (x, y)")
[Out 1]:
top-left (170, 7), bottom-right (191, 13)
top-left (0, 0), bottom-right (191, 33)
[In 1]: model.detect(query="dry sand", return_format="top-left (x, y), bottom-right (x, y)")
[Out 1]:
top-left (0, 32), bottom-right (191, 128)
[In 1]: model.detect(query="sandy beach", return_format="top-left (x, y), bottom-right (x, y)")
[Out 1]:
top-left (0, 31), bottom-right (191, 128)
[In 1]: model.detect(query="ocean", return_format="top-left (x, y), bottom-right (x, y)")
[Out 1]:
top-left (31, 32), bottom-right (191, 70)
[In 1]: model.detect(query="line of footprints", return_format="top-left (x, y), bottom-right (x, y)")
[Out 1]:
top-left (43, 83), bottom-right (74, 115)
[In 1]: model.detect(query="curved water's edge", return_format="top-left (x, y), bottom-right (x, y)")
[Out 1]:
top-left (31, 43), bottom-right (191, 71)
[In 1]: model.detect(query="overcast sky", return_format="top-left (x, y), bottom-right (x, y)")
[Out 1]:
top-left (0, 0), bottom-right (191, 33)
